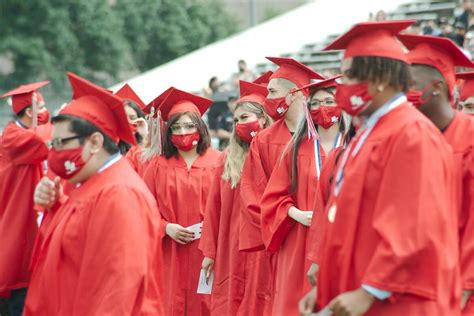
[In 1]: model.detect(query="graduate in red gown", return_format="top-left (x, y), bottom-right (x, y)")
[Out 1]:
top-left (239, 57), bottom-right (324, 253)
top-left (260, 76), bottom-right (348, 316)
top-left (0, 81), bottom-right (50, 316)
top-left (398, 34), bottom-right (474, 315)
top-left (457, 72), bottom-right (474, 115)
top-left (143, 87), bottom-right (221, 316)
top-left (200, 80), bottom-right (273, 315)
top-left (24, 73), bottom-right (163, 315)
top-left (114, 84), bottom-right (149, 173)
top-left (316, 20), bottom-right (460, 316)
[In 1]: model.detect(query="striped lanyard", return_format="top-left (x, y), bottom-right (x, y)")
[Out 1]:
top-left (314, 132), bottom-right (344, 179)
top-left (334, 93), bottom-right (406, 196)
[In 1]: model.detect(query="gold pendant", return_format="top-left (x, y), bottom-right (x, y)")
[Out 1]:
top-left (328, 204), bottom-right (337, 223)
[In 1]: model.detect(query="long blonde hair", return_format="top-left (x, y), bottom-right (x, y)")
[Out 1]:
top-left (223, 101), bottom-right (272, 188)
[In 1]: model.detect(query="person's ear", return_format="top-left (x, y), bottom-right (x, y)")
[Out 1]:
top-left (87, 132), bottom-right (104, 154)
top-left (433, 81), bottom-right (446, 97)
top-left (25, 107), bottom-right (33, 119)
top-left (258, 116), bottom-right (266, 128)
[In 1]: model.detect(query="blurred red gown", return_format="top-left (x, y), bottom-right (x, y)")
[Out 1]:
top-left (239, 119), bottom-right (292, 252)
top-left (24, 158), bottom-right (164, 315)
top-left (261, 138), bottom-right (334, 315)
top-left (306, 148), bottom-right (342, 264)
top-left (318, 103), bottom-right (460, 315)
top-left (144, 148), bottom-right (221, 316)
top-left (126, 144), bottom-right (150, 176)
top-left (200, 153), bottom-right (272, 315)
top-left (0, 122), bottom-right (48, 296)
top-left (444, 112), bottom-right (474, 315)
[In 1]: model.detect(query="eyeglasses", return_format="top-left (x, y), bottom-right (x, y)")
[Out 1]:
top-left (170, 123), bottom-right (198, 132)
top-left (309, 98), bottom-right (336, 107)
top-left (48, 135), bottom-right (85, 149)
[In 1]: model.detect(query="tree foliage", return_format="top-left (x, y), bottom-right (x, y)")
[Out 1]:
top-left (0, 0), bottom-right (238, 103)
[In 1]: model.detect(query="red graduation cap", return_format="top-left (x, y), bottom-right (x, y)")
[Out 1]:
top-left (60, 72), bottom-right (136, 145)
top-left (114, 83), bottom-right (146, 109)
top-left (238, 80), bottom-right (268, 105)
top-left (296, 74), bottom-right (342, 94)
top-left (0, 81), bottom-right (50, 114)
top-left (398, 34), bottom-right (474, 100)
top-left (456, 71), bottom-right (474, 101)
top-left (143, 87), bottom-right (174, 116)
top-left (266, 57), bottom-right (324, 88)
top-left (324, 20), bottom-right (415, 62)
top-left (158, 87), bottom-right (213, 121)
top-left (253, 71), bottom-right (273, 86)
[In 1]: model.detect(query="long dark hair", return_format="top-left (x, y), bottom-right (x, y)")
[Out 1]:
top-left (289, 87), bottom-right (348, 193)
top-left (118, 100), bottom-right (146, 155)
top-left (162, 112), bottom-right (211, 159)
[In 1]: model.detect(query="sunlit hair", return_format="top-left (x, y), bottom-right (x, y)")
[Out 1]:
top-left (286, 87), bottom-right (351, 193)
top-left (222, 101), bottom-right (272, 188)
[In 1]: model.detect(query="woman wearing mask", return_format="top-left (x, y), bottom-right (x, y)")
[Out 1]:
top-left (260, 76), bottom-right (349, 315)
top-left (143, 87), bottom-right (221, 316)
top-left (200, 80), bottom-right (273, 315)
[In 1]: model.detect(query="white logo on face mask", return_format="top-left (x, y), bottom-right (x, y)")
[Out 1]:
top-left (277, 107), bottom-right (287, 114)
top-left (64, 161), bottom-right (77, 174)
top-left (350, 96), bottom-right (364, 108)
top-left (250, 131), bottom-right (258, 138)
top-left (192, 140), bottom-right (198, 146)
top-left (331, 116), bottom-right (339, 123)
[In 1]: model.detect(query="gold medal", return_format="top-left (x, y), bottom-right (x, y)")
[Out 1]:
top-left (328, 204), bottom-right (337, 223)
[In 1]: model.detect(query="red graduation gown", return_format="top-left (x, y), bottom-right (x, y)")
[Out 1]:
top-left (444, 112), bottom-right (474, 315)
top-left (307, 147), bottom-right (341, 264)
top-left (239, 119), bottom-right (292, 251)
top-left (0, 123), bottom-right (48, 294)
top-left (200, 153), bottom-right (272, 315)
top-left (125, 145), bottom-right (149, 177)
top-left (260, 138), bottom-right (325, 316)
top-left (143, 148), bottom-right (221, 316)
top-left (318, 103), bottom-right (461, 315)
top-left (24, 158), bottom-right (164, 315)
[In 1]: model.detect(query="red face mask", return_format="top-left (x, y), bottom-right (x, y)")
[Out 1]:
top-left (335, 82), bottom-right (373, 116)
top-left (171, 132), bottom-right (200, 152)
top-left (235, 120), bottom-right (262, 143)
top-left (37, 110), bottom-right (50, 125)
top-left (406, 81), bottom-right (440, 108)
top-left (263, 96), bottom-right (289, 121)
top-left (48, 147), bottom-right (88, 180)
top-left (310, 106), bottom-right (342, 129)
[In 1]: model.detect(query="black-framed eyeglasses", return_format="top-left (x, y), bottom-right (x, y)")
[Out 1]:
top-left (170, 123), bottom-right (198, 132)
top-left (48, 135), bottom-right (86, 149)
top-left (309, 98), bottom-right (336, 107)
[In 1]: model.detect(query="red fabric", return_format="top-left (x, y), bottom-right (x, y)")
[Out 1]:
top-left (115, 83), bottom-right (146, 109)
top-left (399, 35), bottom-right (474, 100)
top-left (199, 153), bottom-right (272, 315)
top-left (237, 80), bottom-right (267, 105)
top-left (159, 87), bottom-right (213, 121)
top-left (0, 81), bottom-right (49, 113)
top-left (125, 145), bottom-right (149, 177)
top-left (307, 147), bottom-right (342, 264)
top-left (24, 158), bottom-right (163, 315)
top-left (260, 138), bottom-right (326, 315)
top-left (0, 123), bottom-right (48, 293)
top-left (239, 119), bottom-right (292, 252)
top-left (143, 148), bottom-right (221, 316)
top-left (323, 20), bottom-right (414, 62)
top-left (64, 72), bottom-right (136, 145)
top-left (267, 57), bottom-right (324, 88)
top-left (444, 112), bottom-right (474, 314)
top-left (457, 72), bottom-right (474, 101)
top-left (318, 103), bottom-right (460, 315)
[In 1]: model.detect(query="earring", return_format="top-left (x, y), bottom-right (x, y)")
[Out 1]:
top-left (377, 85), bottom-right (385, 92)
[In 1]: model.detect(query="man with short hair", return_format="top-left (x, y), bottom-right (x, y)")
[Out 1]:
top-left (24, 73), bottom-right (163, 315)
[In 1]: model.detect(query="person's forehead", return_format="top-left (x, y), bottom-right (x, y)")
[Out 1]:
top-left (311, 89), bottom-right (334, 99)
top-left (52, 121), bottom-right (74, 137)
top-left (176, 114), bottom-right (193, 123)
